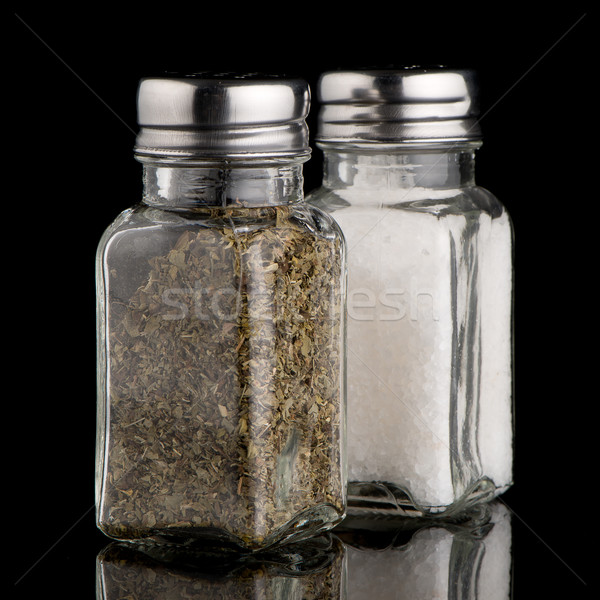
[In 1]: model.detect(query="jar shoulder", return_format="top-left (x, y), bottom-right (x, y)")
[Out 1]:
top-left (97, 202), bottom-right (345, 260)
top-left (306, 185), bottom-right (510, 222)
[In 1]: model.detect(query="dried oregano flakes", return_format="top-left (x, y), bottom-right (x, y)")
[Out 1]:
top-left (97, 205), bottom-right (345, 549)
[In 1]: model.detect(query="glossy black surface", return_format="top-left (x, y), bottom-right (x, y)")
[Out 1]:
top-left (12, 7), bottom-right (591, 597)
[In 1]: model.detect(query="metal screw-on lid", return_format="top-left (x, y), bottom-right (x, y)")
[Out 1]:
top-left (134, 73), bottom-right (311, 160)
top-left (316, 67), bottom-right (482, 145)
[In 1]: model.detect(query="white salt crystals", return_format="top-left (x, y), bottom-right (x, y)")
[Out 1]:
top-left (338, 204), bottom-right (456, 508)
top-left (479, 210), bottom-right (514, 494)
top-left (310, 68), bottom-right (514, 516)
top-left (330, 198), bottom-right (513, 511)
top-left (309, 183), bottom-right (514, 513)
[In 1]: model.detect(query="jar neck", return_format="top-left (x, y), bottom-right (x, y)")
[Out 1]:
top-left (319, 144), bottom-right (479, 191)
top-left (141, 160), bottom-right (305, 209)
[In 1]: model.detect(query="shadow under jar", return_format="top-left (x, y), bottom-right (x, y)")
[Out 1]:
top-left (95, 74), bottom-right (347, 550)
top-left (307, 68), bottom-right (514, 518)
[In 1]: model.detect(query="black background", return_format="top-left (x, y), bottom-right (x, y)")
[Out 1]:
top-left (11, 5), bottom-right (594, 597)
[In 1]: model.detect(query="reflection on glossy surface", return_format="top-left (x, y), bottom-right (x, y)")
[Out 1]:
top-left (96, 533), bottom-right (346, 599)
top-left (96, 501), bottom-right (511, 599)
top-left (337, 500), bottom-right (511, 599)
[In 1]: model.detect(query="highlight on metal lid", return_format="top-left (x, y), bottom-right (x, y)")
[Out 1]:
top-left (134, 72), bottom-right (311, 160)
top-left (315, 67), bottom-right (482, 145)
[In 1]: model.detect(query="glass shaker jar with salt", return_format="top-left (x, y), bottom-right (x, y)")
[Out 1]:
top-left (307, 68), bottom-right (513, 517)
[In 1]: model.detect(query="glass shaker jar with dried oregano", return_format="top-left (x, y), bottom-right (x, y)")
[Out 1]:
top-left (95, 74), bottom-right (347, 551)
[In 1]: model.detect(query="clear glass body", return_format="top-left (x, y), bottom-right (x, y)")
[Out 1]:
top-left (96, 160), bottom-right (347, 550)
top-left (307, 144), bottom-right (513, 516)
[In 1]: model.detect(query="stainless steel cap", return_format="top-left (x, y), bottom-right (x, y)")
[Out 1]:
top-left (134, 73), bottom-right (311, 160)
top-left (316, 68), bottom-right (482, 145)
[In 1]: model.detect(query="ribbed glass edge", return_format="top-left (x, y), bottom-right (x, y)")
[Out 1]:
top-left (346, 478), bottom-right (497, 520)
